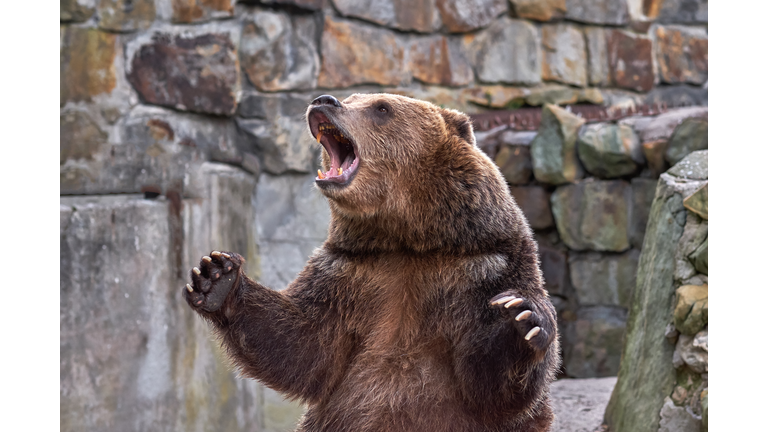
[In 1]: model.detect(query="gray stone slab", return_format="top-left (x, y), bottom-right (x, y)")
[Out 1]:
top-left (551, 377), bottom-right (617, 432)
top-left (564, 306), bottom-right (628, 378)
top-left (569, 249), bottom-right (639, 308)
top-left (60, 195), bottom-right (261, 432)
top-left (254, 173), bottom-right (331, 290)
top-left (473, 17), bottom-right (541, 85)
top-left (604, 165), bottom-right (706, 432)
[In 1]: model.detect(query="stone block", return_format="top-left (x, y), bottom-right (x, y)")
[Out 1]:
top-left (170, 0), bottom-right (235, 23)
top-left (674, 284), bottom-right (708, 336)
top-left (61, 0), bottom-right (96, 22)
top-left (97, 0), bottom-right (155, 32)
top-left (606, 29), bottom-right (654, 92)
top-left (667, 150), bottom-right (708, 181)
top-left (525, 84), bottom-right (579, 106)
top-left (318, 16), bottom-right (407, 88)
top-left (641, 139), bottom-right (669, 178)
top-left (60, 110), bottom-right (108, 165)
top-left (673, 210), bottom-right (708, 283)
top-left (657, 0), bottom-right (707, 23)
top-left (60, 195), bottom-right (261, 432)
top-left (644, 84), bottom-right (708, 108)
top-left (665, 118), bottom-right (708, 165)
top-left (254, 173), bottom-right (331, 290)
top-left (629, 178), bottom-right (658, 248)
top-left (472, 17), bottom-right (541, 85)
top-left (683, 182), bottom-right (707, 220)
top-left (333, 0), bottom-right (441, 33)
top-left (604, 167), bottom-right (705, 432)
top-left (436, 0), bottom-right (507, 32)
top-left (530, 104), bottom-right (585, 185)
top-left (61, 105), bottom-right (241, 195)
top-left (237, 111), bottom-right (319, 175)
top-left (655, 25), bottom-right (708, 85)
top-left (60, 27), bottom-right (118, 105)
top-left (536, 236), bottom-right (569, 297)
top-left (620, 107), bottom-right (708, 144)
top-left (510, 0), bottom-right (566, 22)
top-left (494, 136), bottom-right (533, 185)
top-left (569, 249), bottom-right (639, 308)
top-left (584, 27), bottom-right (610, 87)
top-left (408, 35), bottom-right (473, 86)
top-left (541, 24), bottom-right (588, 87)
top-left (564, 306), bottom-right (627, 378)
top-left (551, 179), bottom-right (631, 252)
top-left (509, 186), bottom-right (553, 230)
top-left (260, 0), bottom-right (323, 10)
top-left (577, 123), bottom-right (643, 178)
top-left (237, 91), bottom-right (310, 120)
top-left (565, 0), bottom-right (629, 25)
top-left (689, 238), bottom-right (707, 275)
top-left (673, 330), bottom-right (708, 373)
top-left (240, 11), bottom-right (319, 91)
top-left (126, 24), bottom-right (241, 116)
top-left (462, 86), bottom-right (529, 109)
top-left (658, 397), bottom-right (702, 432)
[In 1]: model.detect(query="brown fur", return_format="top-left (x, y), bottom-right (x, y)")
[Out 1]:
top-left (184, 94), bottom-right (560, 431)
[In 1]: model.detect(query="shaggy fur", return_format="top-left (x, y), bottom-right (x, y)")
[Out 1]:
top-left (184, 94), bottom-right (560, 432)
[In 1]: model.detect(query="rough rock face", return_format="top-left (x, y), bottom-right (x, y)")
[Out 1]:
top-left (541, 24), bottom-right (588, 87)
top-left (605, 151), bottom-right (708, 432)
top-left (127, 29), bottom-right (241, 116)
top-left (606, 30), bottom-right (654, 92)
top-left (333, 0), bottom-right (441, 33)
top-left (97, 0), bottom-right (156, 32)
top-left (408, 35), bottom-right (474, 86)
top-left (472, 17), bottom-right (541, 85)
top-left (170, 0), bottom-right (235, 24)
top-left (436, 0), bottom-right (507, 32)
top-left (318, 16), bottom-right (407, 88)
top-left (577, 123), bottom-right (643, 178)
top-left (240, 11), bottom-right (319, 91)
top-left (655, 25), bottom-right (708, 85)
top-left (565, 0), bottom-right (629, 25)
top-left (530, 104), bottom-right (585, 184)
top-left (510, 0), bottom-right (566, 22)
top-left (551, 180), bottom-right (631, 252)
top-left (60, 27), bottom-right (118, 105)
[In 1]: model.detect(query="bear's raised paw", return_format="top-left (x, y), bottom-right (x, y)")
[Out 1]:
top-left (183, 251), bottom-right (244, 313)
top-left (489, 292), bottom-right (554, 352)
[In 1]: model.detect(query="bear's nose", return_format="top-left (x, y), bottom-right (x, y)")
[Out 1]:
top-left (311, 95), bottom-right (342, 108)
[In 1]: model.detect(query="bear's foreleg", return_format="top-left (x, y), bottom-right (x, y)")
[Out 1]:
top-left (183, 251), bottom-right (349, 402)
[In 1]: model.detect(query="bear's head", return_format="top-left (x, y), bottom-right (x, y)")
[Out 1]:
top-left (306, 93), bottom-right (477, 214)
top-left (306, 93), bottom-right (520, 253)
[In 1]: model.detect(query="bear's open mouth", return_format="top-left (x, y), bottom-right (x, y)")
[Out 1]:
top-left (309, 112), bottom-right (359, 186)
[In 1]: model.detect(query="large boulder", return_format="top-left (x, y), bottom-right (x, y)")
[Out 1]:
top-left (576, 123), bottom-right (643, 178)
top-left (605, 152), bottom-right (708, 432)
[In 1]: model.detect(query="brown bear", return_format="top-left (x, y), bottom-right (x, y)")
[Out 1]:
top-left (183, 93), bottom-right (560, 432)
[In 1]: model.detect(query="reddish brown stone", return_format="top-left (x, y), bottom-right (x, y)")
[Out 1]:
top-left (318, 16), bottom-right (406, 88)
top-left (642, 139), bottom-right (669, 177)
top-left (98, 0), bottom-right (155, 32)
top-left (495, 143), bottom-right (532, 184)
top-left (61, 0), bottom-right (96, 22)
top-left (171, 0), bottom-right (234, 23)
top-left (607, 30), bottom-right (654, 92)
top-left (511, 0), bottom-right (566, 22)
top-left (655, 26), bottom-right (708, 85)
top-left (60, 27), bottom-right (118, 105)
top-left (127, 32), bottom-right (240, 115)
top-left (436, 0), bottom-right (507, 33)
top-left (408, 36), bottom-right (473, 86)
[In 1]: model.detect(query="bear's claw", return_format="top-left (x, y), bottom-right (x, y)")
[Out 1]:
top-left (489, 291), bottom-right (552, 350)
top-left (184, 251), bottom-right (244, 313)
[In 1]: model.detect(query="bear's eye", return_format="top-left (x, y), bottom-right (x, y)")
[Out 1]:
top-left (377, 106), bottom-right (388, 113)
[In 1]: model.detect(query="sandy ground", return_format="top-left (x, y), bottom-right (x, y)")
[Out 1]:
top-left (550, 377), bottom-right (617, 432)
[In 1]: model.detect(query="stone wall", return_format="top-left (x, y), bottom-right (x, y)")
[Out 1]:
top-left (604, 150), bottom-right (708, 432)
top-left (60, 1), bottom-right (708, 430)
top-left (475, 105), bottom-right (707, 378)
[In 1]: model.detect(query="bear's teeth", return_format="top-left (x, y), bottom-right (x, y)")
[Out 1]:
top-left (338, 167), bottom-right (343, 175)
top-left (317, 169), bottom-right (326, 179)
top-left (316, 131), bottom-right (324, 143)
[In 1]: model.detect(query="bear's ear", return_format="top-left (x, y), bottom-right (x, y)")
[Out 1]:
top-left (441, 108), bottom-right (475, 146)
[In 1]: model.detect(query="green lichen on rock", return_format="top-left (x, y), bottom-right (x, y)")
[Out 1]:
top-left (577, 123), bottom-right (643, 178)
top-left (665, 118), bottom-right (708, 165)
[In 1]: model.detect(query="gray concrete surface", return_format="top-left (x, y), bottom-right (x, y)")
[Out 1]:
top-left (551, 377), bottom-right (617, 432)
